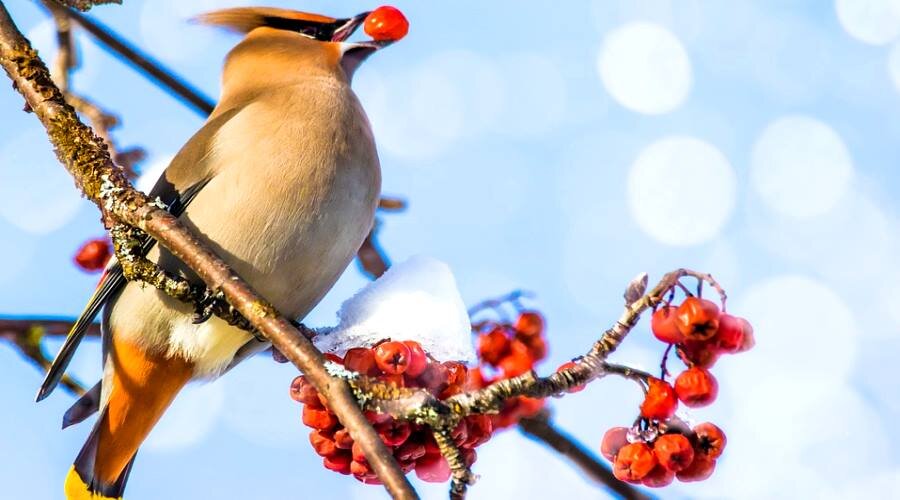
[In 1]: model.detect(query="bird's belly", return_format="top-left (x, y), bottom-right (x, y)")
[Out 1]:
top-left (110, 163), bottom-right (378, 378)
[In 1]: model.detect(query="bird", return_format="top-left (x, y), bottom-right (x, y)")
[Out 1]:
top-left (34, 7), bottom-right (399, 499)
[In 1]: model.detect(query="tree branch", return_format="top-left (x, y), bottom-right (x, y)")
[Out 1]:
top-left (0, 5), bottom-right (416, 498)
top-left (518, 411), bottom-right (650, 500)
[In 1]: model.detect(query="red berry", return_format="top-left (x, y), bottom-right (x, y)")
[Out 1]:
top-left (376, 420), bottom-right (411, 447)
top-left (460, 448), bottom-right (477, 468)
top-left (640, 378), bottom-right (678, 420)
top-left (451, 420), bottom-right (469, 447)
top-left (374, 341), bottom-right (412, 374)
top-left (674, 368), bottom-right (718, 408)
top-left (344, 347), bottom-right (379, 376)
top-left (463, 414), bottom-right (493, 448)
top-left (737, 318), bottom-right (755, 352)
top-left (351, 440), bottom-right (368, 464)
top-left (303, 405), bottom-right (338, 431)
top-left (693, 422), bottom-right (727, 459)
top-left (381, 373), bottom-right (406, 388)
top-left (350, 459), bottom-right (372, 477)
top-left (651, 306), bottom-right (685, 344)
top-left (642, 463), bottom-right (676, 488)
top-left (675, 297), bottom-right (720, 341)
top-left (678, 341), bottom-right (719, 369)
top-left (514, 311), bottom-right (545, 338)
top-left (309, 430), bottom-right (338, 457)
top-left (395, 439), bottom-right (426, 462)
top-left (418, 362), bottom-right (450, 395)
top-left (466, 367), bottom-right (490, 390)
top-left (653, 433), bottom-right (695, 472)
top-left (333, 428), bottom-right (354, 449)
top-left (364, 410), bottom-right (392, 425)
top-left (363, 6), bottom-right (409, 42)
top-left (676, 453), bottom-right (716, 482)
top-left (403, 340), bottom-right (428, 377)
top-left (477, 328), bottom-right (511, 365)
top-left (74, 238), bottom-right (111, 272)
top-left (324, 352), bottom-right (344, 365)
top-left (498, 340), bottom-right (534, 377)
top-left (323, 450), bottom-right (352, 474)
top-left (290, 376), bottom-right (322, 407)
top-left (714, 314), bottom-right (753, 354)
top-left (520, 334), bottom-right (548, 361)
top-left (444, 361), bottom-right (468, 387)
top-left (556, 361), bottom-right (586, 393)
top-left (415, 454), bottom-right (451, 483)
top-left (600, 427), bottom-right (630, 462)
top-left (613, 442), bottom-right (658, 482)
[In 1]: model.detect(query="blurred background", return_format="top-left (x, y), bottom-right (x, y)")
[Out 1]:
top-left (1, 0), bottom-right (899, 498)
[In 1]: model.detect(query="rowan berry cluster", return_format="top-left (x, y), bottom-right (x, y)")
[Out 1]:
top-left (290, 340), bottom-right (493, 484)
top-left (602, 421), bottom-right (727, 486)
top-left (602, 290), bottom-right (754, 487)
top-left (471, 310), bottom-right (549, 429)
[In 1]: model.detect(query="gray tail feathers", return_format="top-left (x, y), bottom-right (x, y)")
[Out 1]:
top-left (63, 381), bottom-right (101, 429)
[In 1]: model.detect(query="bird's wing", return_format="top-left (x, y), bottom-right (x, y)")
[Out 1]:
top-left (36, 108), bottom-right (240, 402)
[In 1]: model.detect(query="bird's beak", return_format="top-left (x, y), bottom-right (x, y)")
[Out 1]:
top-left (331, 12), bottom-right (370, 42)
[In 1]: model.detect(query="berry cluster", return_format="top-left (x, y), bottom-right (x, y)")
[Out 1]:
top-left (652, 296), bottom-right (755, 370)
top-left (290, 340), bottom-right (493, 484)
top-left (73, 237), bottom-right (111, 273)
top-left (601, 290), bottom-right (753, 487)
top-left (471, 311), bottom-right (549, 429)
top-left (603, 421), bottom-right (726, 486)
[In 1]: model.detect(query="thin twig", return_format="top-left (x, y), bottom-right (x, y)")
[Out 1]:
top-left (0, 7), bottom-right (416, 498)
top-left (56, 3), bottom-right (216, 115)
top-left (518, 411), bottom-right (650, 500)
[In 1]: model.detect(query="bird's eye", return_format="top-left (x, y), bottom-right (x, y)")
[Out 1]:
top-left (261, 16), bottom-right (342, 41)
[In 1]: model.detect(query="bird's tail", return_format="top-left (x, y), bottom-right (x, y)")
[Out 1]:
top-left (64, 335), bottom-right (193, 499)
top-left (64, 426), bottom-right (135, 500)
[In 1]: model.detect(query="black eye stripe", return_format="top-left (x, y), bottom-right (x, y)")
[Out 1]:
top-left (260, 16), bottom-right (346, 41)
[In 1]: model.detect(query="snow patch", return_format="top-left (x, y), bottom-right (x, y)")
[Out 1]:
top-left (314, 256), bottom-right (475, 363)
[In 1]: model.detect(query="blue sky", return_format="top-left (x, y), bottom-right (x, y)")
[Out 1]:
top-left (1, 1), bottom-right (899, 498)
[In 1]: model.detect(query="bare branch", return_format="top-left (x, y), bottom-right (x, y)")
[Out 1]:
top-left (0, 6), bottom-right (416, 498)
top-left (0, 318), bottom-right (92, 396)
top-left (518, 411), bottom-right (650, 500)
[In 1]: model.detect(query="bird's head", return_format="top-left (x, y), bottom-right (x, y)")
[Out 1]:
top-left (197, 6), bottom-right (407, 92)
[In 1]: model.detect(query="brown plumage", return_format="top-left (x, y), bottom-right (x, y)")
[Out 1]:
top-left (52, 8), bottom-right (389, 499)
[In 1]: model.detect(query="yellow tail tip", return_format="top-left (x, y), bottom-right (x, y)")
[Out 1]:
top-left (65, 466), bottom-right (121, 500)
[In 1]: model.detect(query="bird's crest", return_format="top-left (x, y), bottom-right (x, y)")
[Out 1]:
top-left (196, 7), bottom-right (339, 34)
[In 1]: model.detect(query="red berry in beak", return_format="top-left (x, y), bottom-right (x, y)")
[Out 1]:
top-left (364, 6), bottom-right (409, 41)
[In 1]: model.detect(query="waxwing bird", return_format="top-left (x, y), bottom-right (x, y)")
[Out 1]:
top-left (34, 7), bottom-right (398, 499)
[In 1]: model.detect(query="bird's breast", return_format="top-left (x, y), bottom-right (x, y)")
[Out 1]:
top-left (110, 81), bottom-right (380, 377)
